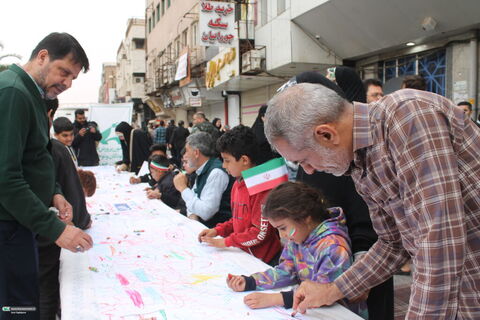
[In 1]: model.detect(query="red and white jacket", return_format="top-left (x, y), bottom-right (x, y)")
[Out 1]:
top-left (214, 179), bottom-right (281, 263)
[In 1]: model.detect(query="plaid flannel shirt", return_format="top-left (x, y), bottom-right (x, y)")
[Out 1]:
top-left (334, 89), bottom-right (480, 319)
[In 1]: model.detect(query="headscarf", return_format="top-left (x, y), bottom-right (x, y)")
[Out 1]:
top-left (328, 66), bottom-right (367, 103)
top-left (251, 104), bottom-right (268, 144)
top-left (294, 71), bottom-right (347, 99)
top-left (115, 121), bottom-right (133, 146)
top-left (251, 104), bottom-right (278, 163)
top-left (211, 118), bottom-right (221, 130)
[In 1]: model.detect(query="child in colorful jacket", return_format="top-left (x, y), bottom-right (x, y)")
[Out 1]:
top-left (227, 181), bottom-right (368, 319)
top-left (198, 125), bottom-right (282, 265)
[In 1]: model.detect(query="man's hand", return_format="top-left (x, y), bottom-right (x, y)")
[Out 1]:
top-left (52, 194), bottom-right (72, 223)
top-left (115, 163), bottom-right (128, 172)
top-left (173, 172), bottom-right (188, 192)
top-left (55, 224), bottom-right (93, 253)
top-left (146, 189), bottom-right (161, 199)
top-left (130, 176), bottom-right (141, 184)
top-left (201, 237), bottom-right (226, 248)
top-left (226, 274), bottom-right (245, 292)
top-left (188, 214), bottom-right (201, 222)
top-left (293, 281), bottom-right (344, 315)
top-left (244, 293), bottom-right (283, 309)
top-left (198, 228), bottom-right (217, 242)
top-left (79, 128), bottom-right (87, 136)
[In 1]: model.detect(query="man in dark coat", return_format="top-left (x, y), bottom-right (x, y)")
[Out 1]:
top-left (169, 120), bottom-right (190, 165)
top-left (165, 119), bottom-right (176, 146)
top-left (38, 116), bottom-right (92, 319)
top-left (72, 109), bottom-right (102, 166)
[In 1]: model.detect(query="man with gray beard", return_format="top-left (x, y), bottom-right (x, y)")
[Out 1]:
top-left (264, 83), bottom-right (480, 319)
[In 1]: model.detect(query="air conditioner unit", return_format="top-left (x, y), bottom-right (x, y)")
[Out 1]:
top-left (242, 49), bottom-right (265, 74)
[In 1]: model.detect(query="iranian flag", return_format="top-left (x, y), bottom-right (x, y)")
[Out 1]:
top-left (242, 158), bottom-right (289, 196)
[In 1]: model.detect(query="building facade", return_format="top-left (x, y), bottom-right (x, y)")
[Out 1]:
top-left (145, 0), bottom-right (223, 124)
top-left (116, 18), bottom-right (148, 127)
top-left (98, 62), bottom-right (117, 104)
top-left (137, 0), bottom-right (480, 127)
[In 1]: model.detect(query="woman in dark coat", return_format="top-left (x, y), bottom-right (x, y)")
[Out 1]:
top-left (251, 105), bottom-right (279, 164)
top-left (115, 122), bottom-right (152, 174)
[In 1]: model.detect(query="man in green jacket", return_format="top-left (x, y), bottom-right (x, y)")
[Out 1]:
top-left (0, 32), bottom-right (93, 319)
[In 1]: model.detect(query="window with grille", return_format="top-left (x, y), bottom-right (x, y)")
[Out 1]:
top-left (378, 49), bottom-right (446, 96)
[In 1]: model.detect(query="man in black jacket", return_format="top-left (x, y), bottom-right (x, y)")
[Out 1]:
top-left (38, 116), bottom-right (92, 319)
top-left (165, 119), bottom-right (176, 149)
top-left (169, 120), bottom-right (190, 165)
top-left (72, 109), bottom-right (102, 166)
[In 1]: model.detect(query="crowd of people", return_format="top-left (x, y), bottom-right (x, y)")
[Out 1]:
top-left (1, 32), bottom-right (479, 320)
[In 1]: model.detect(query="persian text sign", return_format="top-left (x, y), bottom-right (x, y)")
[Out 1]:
top-left (199, 1), bottom-right (236, 47)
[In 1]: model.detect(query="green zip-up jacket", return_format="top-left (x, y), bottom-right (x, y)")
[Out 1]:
top-left (0, 64), bottom-right (66, 241)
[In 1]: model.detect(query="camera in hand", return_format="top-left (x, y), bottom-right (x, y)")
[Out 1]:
top-left (84, 121), bottom-right (97, 131)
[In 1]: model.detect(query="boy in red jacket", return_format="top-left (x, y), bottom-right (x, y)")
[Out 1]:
top-left (198, 125), bottom-right (282, 265)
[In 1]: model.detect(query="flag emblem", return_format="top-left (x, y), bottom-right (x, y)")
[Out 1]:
top-left (242, 158), bottom-right (288, 195)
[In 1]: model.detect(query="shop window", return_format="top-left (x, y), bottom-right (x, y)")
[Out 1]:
top-left (419, 50), bottom-right (446, 96)
top-left (377, 49), bottom-right (446, 96)
top-left (398, 56), bottom-right (416, 76)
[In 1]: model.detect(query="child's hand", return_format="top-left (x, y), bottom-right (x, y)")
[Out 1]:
top-left (201, 237), bottom-right (226, 248)
top-left (244, 292), bottom-right (283, 309)
top-left (226, 274), bottom-right (245, 291)
top-left (129, 176), bottom-right (141, 184)
top-left (197, 228), bottom-right (217, 242)
top-left (146, 189), bottom-right (161, 199)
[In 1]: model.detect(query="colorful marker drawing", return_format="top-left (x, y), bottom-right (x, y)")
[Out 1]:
top-left (189, 274), bottom-right (223, 285)
top-left (60, 166), bottom-right (360, 320)
top-left (116, 273), bottom-right (130, 286)
top-left (125, 289), bottom-right (144, 308)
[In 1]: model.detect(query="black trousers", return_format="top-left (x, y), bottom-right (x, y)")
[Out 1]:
top-left (0, 221), bottom-right (39, 320)
top-left (37, 242), bottom-right (61, 320)
top-left (367, 277), bottom-right (394, 320)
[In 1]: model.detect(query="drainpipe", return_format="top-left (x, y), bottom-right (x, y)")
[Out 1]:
top-left (469, 36), bottom-right (478, 120)
top-left (224, 95), bottom-right (229, 125)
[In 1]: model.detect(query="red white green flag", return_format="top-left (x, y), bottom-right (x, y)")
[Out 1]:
top-left (241, 158), bottom-right (289, 196)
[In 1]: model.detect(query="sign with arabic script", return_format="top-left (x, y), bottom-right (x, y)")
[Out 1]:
top-left (199, 1), bottom-right (236, 47)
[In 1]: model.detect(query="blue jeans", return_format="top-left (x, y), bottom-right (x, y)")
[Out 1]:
top-left (0, 220), bottom-right (39, 320)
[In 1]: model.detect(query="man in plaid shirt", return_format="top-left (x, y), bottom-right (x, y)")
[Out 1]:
top-left (154, 120), bottom-right (167, 145)
top-left (264, 84), bottom-right (480, 319)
